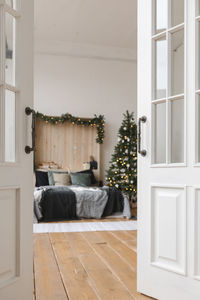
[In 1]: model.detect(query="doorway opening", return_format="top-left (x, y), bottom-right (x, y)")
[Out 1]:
top-left (33, 1), bottom-right (140, 299)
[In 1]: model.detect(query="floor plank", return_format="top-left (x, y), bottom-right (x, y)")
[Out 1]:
top-left (111, 230), bottom-right (137, 242)
top-left (49, 233), bottom-right (98, 300)
top-left (111, 231), bottom-right (137, 252)
top-left (34, 234), bottom-right (68, 300)
top-left (83, 231), bottom-right (137, 267)
top-left (66, 233), bottom-right (134, 300)
top-left (64, 232), bottom-right (133, 300)
top-left (34, 230), bottom-right (152, 300)
top-left (82, 231), bottom-right (148, 300)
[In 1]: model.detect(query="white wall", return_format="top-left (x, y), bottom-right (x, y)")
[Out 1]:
top-left (34, 53), bottom-right (137, 180)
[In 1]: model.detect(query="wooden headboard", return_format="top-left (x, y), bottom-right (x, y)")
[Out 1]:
top-left (35, 119), bottom-right (100, 179)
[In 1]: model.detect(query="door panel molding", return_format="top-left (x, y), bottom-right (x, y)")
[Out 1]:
top-left (0, 187), bottom-right (20, 288)
top-left (151, 184), bottom-right (187, 275)
top-left (193, 187), bottom-right (200, 280)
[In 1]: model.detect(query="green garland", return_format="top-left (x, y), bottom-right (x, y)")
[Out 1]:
top-left (36, 112), bottom-right (105, 144)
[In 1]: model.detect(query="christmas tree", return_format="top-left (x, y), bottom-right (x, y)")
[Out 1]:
top-left (106, 111), bottom-right (137, 201)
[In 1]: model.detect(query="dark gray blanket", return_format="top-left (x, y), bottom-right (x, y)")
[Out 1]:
top-left (102, 187), bottom-right (124, 217)
top-left (39, 186), bottom-right (77, 222)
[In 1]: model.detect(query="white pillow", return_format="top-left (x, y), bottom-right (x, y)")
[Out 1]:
top-left (53, 173), bottom-right (71, 186)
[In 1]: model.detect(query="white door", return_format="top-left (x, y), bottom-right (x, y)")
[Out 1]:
top-left (0, 0), bottom-right (33, 299)
top-left (138, 0), bottom-right (200, 299)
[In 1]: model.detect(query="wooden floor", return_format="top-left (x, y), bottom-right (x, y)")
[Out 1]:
top-left (33, 230), bottom-right (150, 300)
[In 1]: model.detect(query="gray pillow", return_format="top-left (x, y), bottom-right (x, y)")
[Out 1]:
top-left (70, 172), bottom-right (91, 186)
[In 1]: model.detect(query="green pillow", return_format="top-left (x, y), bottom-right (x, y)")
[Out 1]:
top-left (48, 171), bottom-right (68, 185)
top-left (70, 172), bottom-right (91, 187)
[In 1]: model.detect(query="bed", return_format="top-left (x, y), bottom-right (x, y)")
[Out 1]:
top-left (34, 170), bottom-right (131, 222)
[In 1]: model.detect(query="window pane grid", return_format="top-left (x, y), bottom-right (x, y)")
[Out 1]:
top-left (154, 36), bottom-right (167, 100)
top-left (0, 3), bottom-right (18, 164)
top-left (5, 1), bottom-right (19, 14)
top-left (170, 29), bottom-right (184, 96)
top-left (153, 0), bottom-right (184, 34)
top-left (153, 102), bottom-right (167, 164)
top-left (5, 89), bottom-right (16, 162)
top-left (196, 20), bottom-right (200, 92)
top-left (5, 12), bottom-right (16, 87)
top-left (196, 0), bottom-right (200, 17)
top-left (196, 2), bottom-right (200, 163)
top-left (152, 0), bottom-right (185, 165)
top-left (197, 96), bottom-right (200, 162)
top-left (152, 26), bottom-right (184, 102)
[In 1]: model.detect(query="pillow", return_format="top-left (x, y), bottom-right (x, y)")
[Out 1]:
top-left (53, 173), bottom-right (71, 186)
top-left (70, 172), bottom-right (91, 186)
top-left (48, 171), bottom-right (54, 185)
top-left (35, 171), bottom-right (49, 187)
top-left (78, 169), bottom-right (97, 185)
top-left (48, 171), bottom-right (69, 186)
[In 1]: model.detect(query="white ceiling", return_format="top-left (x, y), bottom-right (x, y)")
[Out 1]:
top-left (34, 0), bottom-right (137, 50)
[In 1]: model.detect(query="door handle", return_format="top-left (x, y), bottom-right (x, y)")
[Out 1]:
top-left (138, 116), bottom-right (147, 157)
top-left (25, 107), bottom-right (36, 154)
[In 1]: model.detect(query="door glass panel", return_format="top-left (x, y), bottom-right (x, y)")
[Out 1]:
top-left (171, 29), bottom-right (184, 96)
top-left (198, 0), bottom-right (200, 16)
top-left (155, 0), bottom-right (167, 34)
top-left (171, 0), bottom-right (184, 27)
top-left (154, 102), bottom-right (166, 163)
top-left (155, 37), bottom-right (167, 99)
top-left (5, 0), bottom-right (16, 9)
top-left (198, 23), bottom-right (200, 89)
top-left (171, 99), bottom-right (184, 163)
top-left (5, 13), bottom-right (15, 86)
top-left (5, 90), bottom-right (16, 162)
top-left (198, 97), bottom-right (200, 162)
top-left (5, 0), bottom-right (12, 6)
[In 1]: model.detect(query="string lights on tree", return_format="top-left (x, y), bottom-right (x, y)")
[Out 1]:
top-left (106, 111), bottom-right (137, 201)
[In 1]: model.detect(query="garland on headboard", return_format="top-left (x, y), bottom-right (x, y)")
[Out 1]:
top-left (36, 112), bottom-right (105, 144)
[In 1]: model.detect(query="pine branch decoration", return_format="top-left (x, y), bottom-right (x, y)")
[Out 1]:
top-left (36, 112), bottom-right (105, 144)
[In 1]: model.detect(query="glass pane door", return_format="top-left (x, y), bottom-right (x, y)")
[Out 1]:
top-left (152, 0), bottom-right (185, 165)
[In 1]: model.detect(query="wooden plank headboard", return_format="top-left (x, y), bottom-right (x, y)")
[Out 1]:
top-left (35, 119), bottom-right (100, 179)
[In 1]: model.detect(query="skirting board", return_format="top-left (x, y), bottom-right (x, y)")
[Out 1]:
top-left (33, 221), bottom-right (137, 233)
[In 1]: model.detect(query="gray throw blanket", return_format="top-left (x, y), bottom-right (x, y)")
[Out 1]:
top-left (68, 186), bottom-right (108, 219)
